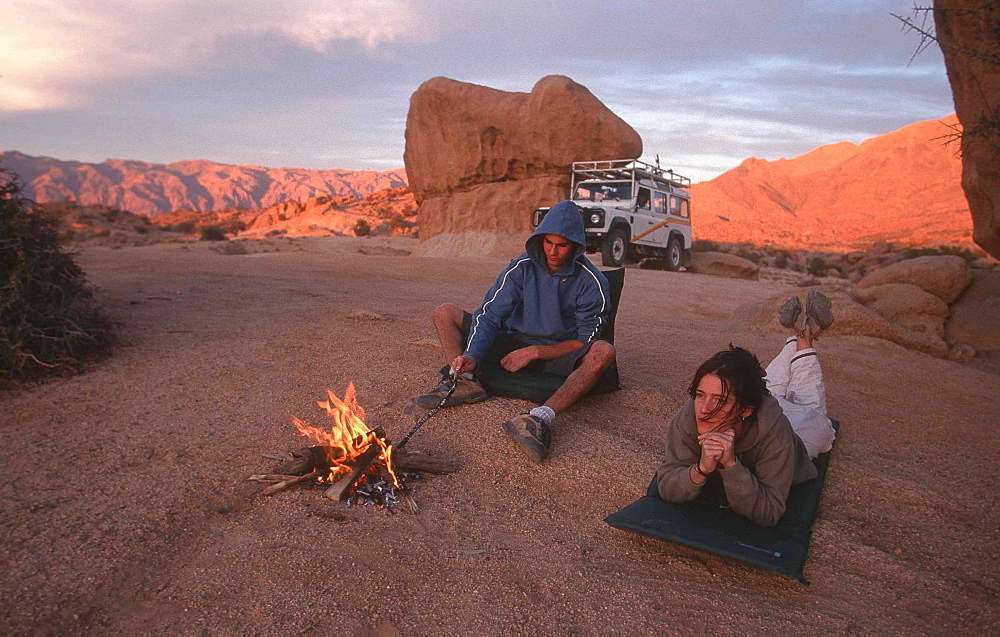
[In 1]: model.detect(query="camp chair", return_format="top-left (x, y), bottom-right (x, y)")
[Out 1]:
top-left (477, 267), bottom-right (624, 405)
top-left (604, 420), bottom-right (840, 584)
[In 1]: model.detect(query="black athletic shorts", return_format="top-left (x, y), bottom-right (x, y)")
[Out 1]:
top-left (460, 311), bottom-right (593, 378)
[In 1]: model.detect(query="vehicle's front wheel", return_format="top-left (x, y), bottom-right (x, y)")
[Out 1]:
top-left (663, 236), bottom-right (683, 271)
top-left (601, 229), bottom-right (628, 267)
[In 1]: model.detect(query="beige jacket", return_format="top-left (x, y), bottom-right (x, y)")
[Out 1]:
top-left (655, 396), bottom-right (817, 526)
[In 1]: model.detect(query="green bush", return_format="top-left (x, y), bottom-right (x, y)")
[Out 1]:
top-left (200, 225), bottom-right (227, 241)
top-left (0, 170), bottom-right (117, 382)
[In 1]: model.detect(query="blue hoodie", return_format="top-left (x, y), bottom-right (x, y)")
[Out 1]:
top-left (464, 200), bottom-right (611, 363)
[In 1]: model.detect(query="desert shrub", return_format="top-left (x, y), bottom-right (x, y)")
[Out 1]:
top-left (200, 225), bottom-right (226, 241)
top-left (902, 246), bottom-right (977, 263)
top-left (221, 220), bottom-right (245, 235)
top-left (353, 218), bottom-right (371, 237)
top-left (267, 228), bottom-right (287, 237)
top-left (807, 256), bottom-right (829, 277)
top-left (0, 170), bottom-right (117, 382)
top-left (167, 221), bottom-right (196, 234)
top-left (691, 239), bottom-right (718, 252)
top-left (773, 254), bottom-right (789, 269)
top-left (737, 250), bottom-right (761, 264)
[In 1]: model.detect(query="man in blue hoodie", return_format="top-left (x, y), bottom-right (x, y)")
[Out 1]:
top-left (415, 200), bottom-right (616, 461)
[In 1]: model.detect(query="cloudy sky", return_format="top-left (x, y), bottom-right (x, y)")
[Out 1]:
top-left (2, 0), bottom-right (954, 182)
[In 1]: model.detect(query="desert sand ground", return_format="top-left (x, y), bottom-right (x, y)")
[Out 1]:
top-left (2, 236), bottom-right (998, 633)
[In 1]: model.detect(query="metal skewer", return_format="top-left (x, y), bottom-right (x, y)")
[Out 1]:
top-left (397, 370), bottom-right (458, 449)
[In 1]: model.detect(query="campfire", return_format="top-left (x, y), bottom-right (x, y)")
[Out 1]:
top-left (249, 383), bottom-right (459, 512)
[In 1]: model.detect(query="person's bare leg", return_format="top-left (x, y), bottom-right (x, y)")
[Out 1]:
top-left (543, 341), bottom-right (616, 414)
top-left (432, 303), bottom-right (466, 364)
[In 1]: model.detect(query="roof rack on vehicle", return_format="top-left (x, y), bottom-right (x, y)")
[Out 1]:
top-left (572, 159), bottom-right (691, 189)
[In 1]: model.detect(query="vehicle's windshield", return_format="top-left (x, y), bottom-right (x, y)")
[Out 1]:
top-left (574, 181), bottom-right (632, 202)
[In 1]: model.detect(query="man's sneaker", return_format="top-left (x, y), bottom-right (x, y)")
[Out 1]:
top-left (501, 413), bottom-right (552, 462)
top-left (805, 290), bottom-right (835, 330)
top-left (778, 295), bottom-right (803, 329)
top-left (415, 373), bottom-right (488, 409)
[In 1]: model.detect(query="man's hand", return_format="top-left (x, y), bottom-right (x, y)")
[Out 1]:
top-left (500, 346), bottom-right (537, 372)
top-left (450, 355), bottom-right (477, 375)
top-left (699, 429), bottom-right (737, 469)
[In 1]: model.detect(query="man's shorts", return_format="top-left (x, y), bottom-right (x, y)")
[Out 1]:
top-left (460, 311), bottom-right (593, 378)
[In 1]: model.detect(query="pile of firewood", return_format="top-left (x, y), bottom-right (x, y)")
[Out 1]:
top-left (249, 439), bottom-right (460, 512)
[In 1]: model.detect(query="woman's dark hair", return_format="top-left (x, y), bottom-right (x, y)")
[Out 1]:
top-left (687, 344), bottom-right (769, 424)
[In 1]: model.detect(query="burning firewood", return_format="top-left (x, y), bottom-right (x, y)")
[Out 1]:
top-left (323, 445), bottom-right (382, 501)
top-left (252, 383), bottom-right (459, 512)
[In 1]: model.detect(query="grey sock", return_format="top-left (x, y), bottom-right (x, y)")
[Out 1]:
top-left (529, 406), bottom-right (555, 427)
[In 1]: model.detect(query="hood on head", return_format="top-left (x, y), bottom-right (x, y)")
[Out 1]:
top-left (526, 200), bottom-right (586, 272)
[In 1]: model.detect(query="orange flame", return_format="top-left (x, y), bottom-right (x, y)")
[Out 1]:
top-left (291, 382), bottom-right (400, 487)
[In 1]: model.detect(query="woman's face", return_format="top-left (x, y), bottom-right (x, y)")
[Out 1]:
top-left (694, 373), bottom-right (743, 433)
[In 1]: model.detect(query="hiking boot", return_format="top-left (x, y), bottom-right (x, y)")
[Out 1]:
top-left (805, 290), bottom-right (834, 331)
top-left (778, 295), bottom-right (803, 329)
top-left (415, 372), bottom-right (488, 409)
top-left (501, 413), bottom-right (552, 462)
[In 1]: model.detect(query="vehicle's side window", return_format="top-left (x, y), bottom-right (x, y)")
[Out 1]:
top-left (652, 191), bottom-right (666, 214)
top-left (636, 188), bottom-right (651, 211)
top-left (669, 196), bottom-right (680, 214)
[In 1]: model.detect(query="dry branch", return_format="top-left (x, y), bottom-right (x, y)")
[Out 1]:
top-left (263, 470), bottom-right (323, 495)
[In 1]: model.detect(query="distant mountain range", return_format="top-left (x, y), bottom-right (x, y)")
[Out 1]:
top-left (0, 151), bottom-right (407, 218)
top-left (690, 114), bottom-right (971, 250)
top-left (3, 114), bottom-right (972, 251)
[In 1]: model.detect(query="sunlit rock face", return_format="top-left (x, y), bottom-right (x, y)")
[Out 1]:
top-left (935, 0), bottom-right (1000, 259)
top-left (403, 75), bottom-right (642, 241)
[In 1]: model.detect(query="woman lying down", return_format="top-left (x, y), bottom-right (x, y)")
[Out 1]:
top-left (655, 291), bottom-right (837, 526)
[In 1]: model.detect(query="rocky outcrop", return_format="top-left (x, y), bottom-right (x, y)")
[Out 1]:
top-left (728, 287), bottom-right (951, 358)
top-left (934, 1), bottom-right (1000, 260)
top-left (730, 256), bottom-right (979, 359)
top-left (0, 151), bottom-right (407, 217)
top-left (853, 283), bottom-right (950, 338)
top-left (403, 75), bottom-right (642, 242)
top-left (689, 115), bottom-right (972, 251)
top-left (689, 252), bottom-right (759, 280)
top-left (855, 255), bottom-right (973, 303)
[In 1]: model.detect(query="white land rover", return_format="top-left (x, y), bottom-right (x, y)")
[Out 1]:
top-left (531, 159), bottom-right (692, 269)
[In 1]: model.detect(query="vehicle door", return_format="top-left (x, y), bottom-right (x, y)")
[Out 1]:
top-left (667, 194), bottom-right (692, 244)
top-left (631, 186), bottom-right (657, 246)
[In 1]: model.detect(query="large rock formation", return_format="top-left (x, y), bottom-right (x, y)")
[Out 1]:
top-left (934, 1), bottom-right (1000, 259)
top-left (404, 75), bottom-right (642, 246)
top-left (0, 151), bottom-right (407, 217)
top-left (689, 115), bottom-right (973, 251)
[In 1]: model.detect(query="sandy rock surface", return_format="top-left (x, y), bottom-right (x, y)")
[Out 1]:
top-left (1, 236), bottom-right (997, 633)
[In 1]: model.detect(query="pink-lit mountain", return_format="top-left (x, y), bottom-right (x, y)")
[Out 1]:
top-left (689, 114), bottom-right (972, 250)
top-left (0, 151), bottom-right (407, 218)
